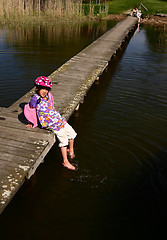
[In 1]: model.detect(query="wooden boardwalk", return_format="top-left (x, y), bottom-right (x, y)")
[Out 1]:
top-left (0, 16), bottom-right (138, 214)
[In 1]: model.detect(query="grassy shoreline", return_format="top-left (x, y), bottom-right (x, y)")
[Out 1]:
top-left (0, 0), bottom-right (166, 25)
top-left (108, 0), bottom-right (167, 15)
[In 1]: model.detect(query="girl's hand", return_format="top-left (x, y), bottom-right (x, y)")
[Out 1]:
top-left (26, 123), bottom-right (33, 128)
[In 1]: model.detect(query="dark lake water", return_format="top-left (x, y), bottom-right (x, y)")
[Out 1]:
top-left (0, 20), bottom-right (116, 107)
top-left (0, 21), bottom-right (167, 240)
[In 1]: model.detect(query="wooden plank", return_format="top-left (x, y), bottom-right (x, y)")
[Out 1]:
top-left (0, 113), bottom-right (55, 142)
top-left (0, 112), bottom-right (24, 121)
top-left (0, 144), bottom-right (41, 160)
top-left (0, 116), bottom-right (33, 131)
top-left (0, 125), bottom-right (53, 141)
top-left (0, 107), bottom-right (20, 117)
top-left (0, 161), bottom-right (20, 171)
top-left (0, 137), bottom-right (46, 153)
top-left (0, 131), bottom-right (51, 148)
top-left (0, 152), bottom-right (37, 167)
top-left (26, 136), bottom-right (55, 179)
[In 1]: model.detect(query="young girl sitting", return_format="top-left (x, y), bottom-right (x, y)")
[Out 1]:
top-left (24, 76), bottom-right (77, 170)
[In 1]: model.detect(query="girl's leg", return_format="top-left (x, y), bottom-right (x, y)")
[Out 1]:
top-left (61, 146), bottom-right (75, 170)
top-left (68, 139), bottom-right (75, 159)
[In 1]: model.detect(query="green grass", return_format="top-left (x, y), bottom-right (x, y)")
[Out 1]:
top-left (108, 0), bottom-right (167, 15)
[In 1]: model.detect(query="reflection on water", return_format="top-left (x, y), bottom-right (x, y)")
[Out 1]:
top-left (0, 20), bottom-right (116, 107)
top-left (145, 25), bottom-right (167, 52)
top-left (0, 24), bottom-right (167, 240)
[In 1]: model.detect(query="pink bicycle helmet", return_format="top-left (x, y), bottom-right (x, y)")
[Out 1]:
top-left (35, 76), bottom-right (52, 89)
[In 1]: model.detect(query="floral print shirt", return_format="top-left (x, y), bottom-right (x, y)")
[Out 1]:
top-left (30, 94), bottom-right (67, 131)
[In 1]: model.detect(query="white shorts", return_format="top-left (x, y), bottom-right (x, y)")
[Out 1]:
top-left (53, 123), bottom-right (77, 147)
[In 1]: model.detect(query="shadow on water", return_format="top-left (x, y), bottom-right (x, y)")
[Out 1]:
top-left (0, 24), bottom-right (167, 240)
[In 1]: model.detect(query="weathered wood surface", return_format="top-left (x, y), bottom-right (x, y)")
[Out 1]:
top-left (0, 16), bottom-right (138, 214)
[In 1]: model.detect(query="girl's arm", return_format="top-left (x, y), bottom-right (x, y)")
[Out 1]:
top-left (26, 105), bottom-right (35, 128)
top-left (24, 95), bottom-right (38, 128)
top-left (48, 92), bottom-right (54, 106)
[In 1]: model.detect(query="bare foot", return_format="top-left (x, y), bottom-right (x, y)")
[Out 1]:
top-left (67, 149), bottom-right (75, 159)
top-left (69, 153), bottom-right (75, 159)
top-left (62, 162), bottom-right (75, 170)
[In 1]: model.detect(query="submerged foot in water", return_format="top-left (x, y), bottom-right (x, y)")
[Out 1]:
top-left (62, 162), bottom-right (75, 170)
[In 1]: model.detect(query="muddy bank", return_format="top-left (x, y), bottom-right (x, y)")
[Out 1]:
top-left (105, 14), bottom-right (167, 27)
top-left (141, 15), bottom-right (167, 27)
